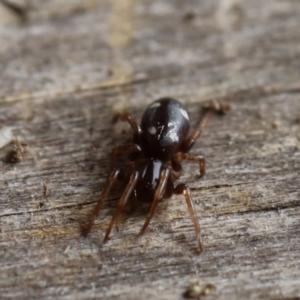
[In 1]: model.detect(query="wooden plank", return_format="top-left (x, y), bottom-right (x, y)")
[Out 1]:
top-left (1, 0), bottom-right (300, 299)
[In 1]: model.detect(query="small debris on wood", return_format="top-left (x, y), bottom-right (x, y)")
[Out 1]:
top-left (64, 245), bottom-right (70, 254)
top-left (43, 183), bottom-right (50, 197)
top-left (5, 140), bottom-right (28, 163)
top-left (0, 127), bottom-right (13, 149)
top-left (183, 11), bottom-right (196, 22)
top-left (183, 280), bottom-right (215, 299)
top-left (294, 116), bottom-right (300, 125)
top-left (272, 120), bottom-right (280, 129)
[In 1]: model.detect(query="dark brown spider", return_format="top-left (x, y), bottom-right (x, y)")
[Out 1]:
top-left (83, 98), bottom-right (216, 251)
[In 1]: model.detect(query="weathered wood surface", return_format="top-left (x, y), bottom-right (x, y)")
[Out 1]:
top-left (1, 0), bottom-right (300, 299)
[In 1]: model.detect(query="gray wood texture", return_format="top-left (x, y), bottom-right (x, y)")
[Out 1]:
top-left (1, 0), bottom-right (300, 299)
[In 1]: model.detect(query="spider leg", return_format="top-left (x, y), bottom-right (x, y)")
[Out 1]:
top-left (103, 170), bottom-right (139, 243)
top-left (111, 143), bottom-right (141, 169)
top-left (172, 152), bottom-right (206, 177)
top-left (140, 168), bottom-right (171, 235)
top-left (174, 184), bottom-right (203, 252)
top-left (180, 109), bottom-right (213, 152)
top-left (114, 113), bottom-right (142, 141)
top-left (82, 168), bottom-right (121, 237)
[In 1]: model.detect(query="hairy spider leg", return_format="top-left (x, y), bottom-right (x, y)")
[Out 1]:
top-left (140, 168), bottom-right (171, 235)
top-left (83, 168), bottom-right (121, 236)
top-left (110, 143), bottom-right (141, 169)
top-left (172, 153), bottom-right (206, 178)
top-left (103, 171), bottom-right (139, 243)
top-left (174, 184), bottom-right (203, 252)
top-left (181, 109), bottom-right (213, 153)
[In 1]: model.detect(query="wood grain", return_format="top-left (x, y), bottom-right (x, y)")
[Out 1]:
top-left (1, 0), bottom-right (300, 299)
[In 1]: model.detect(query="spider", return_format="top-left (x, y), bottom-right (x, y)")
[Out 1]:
top-left (83, 98), bottom-right (215, 251)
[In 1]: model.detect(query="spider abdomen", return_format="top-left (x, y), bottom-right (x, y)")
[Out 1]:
top-left (140, 98), bottom-right (190, 161)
